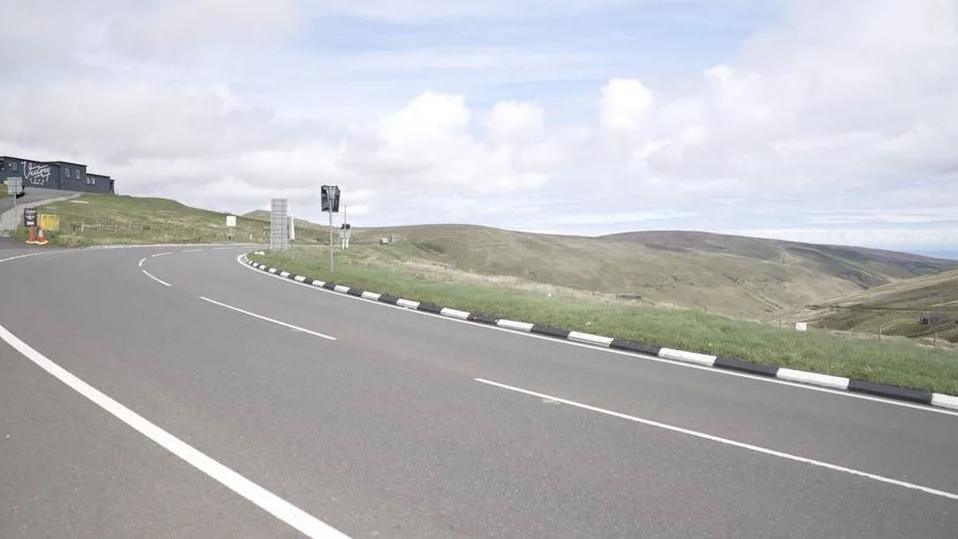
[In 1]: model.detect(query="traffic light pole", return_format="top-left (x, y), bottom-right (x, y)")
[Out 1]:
top-left (328, 210), bottom-right (334, 272)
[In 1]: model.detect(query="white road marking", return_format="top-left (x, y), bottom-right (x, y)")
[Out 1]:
top-left (777, 368), bottom-right (849, 390)
top-left (932, 393), bottom-right (958, 411)
top-left (198, 296), bottom-right (336, 341)
top-left (182, 249), bottom-right (203, 253)
top-left (440, 307), bottom-right (471, 320)
top-left (0, 323), bottom-right (348, 539)
top-left (568, 331), bottom-right (613, 347)
top-left (138, 257), bottom-right (147, 267)
top-left (142, 269), bottom-right (171, 287)
top-left (475, 378), bottom-right (958, 501)
top-left (497, 319), bottom-right (534, 332)
top-left (0, 252), bottom-right (45, 264)
top-left (396, 298), bottom-right (420, 309)
top-left (236, 255), bottom-right (958, 417)
top-left (152, 252), bottom-right (172, 258)
top-left (659, 348), bottom-right (717, 366)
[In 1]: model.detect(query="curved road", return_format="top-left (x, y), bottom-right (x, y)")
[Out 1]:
top-left (1, 244), bottom-right (956, 538)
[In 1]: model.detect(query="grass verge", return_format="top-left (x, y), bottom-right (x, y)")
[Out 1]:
top-left (24, 193), bottom-right (269, 246)
top-left (252, 246), bottom-right (958, 395)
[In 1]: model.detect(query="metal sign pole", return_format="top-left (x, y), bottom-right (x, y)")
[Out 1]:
top-left (329, 210), bottom-right (334, 272)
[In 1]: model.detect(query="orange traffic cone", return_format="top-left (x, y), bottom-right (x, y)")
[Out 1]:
top-left (36, 228), bottom-right (48, 246)
top-left (25, 226), bottom-right (37, 245)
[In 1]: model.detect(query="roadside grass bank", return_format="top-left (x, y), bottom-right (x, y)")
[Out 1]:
top-left (16, 193), bottom-right (271, 246)
top-left (251, 246), bottom-right (958, 395)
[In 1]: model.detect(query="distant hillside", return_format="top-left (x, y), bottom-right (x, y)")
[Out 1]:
top-left (243, 209), bottom-right (270, 221)
top-left (806, 268), bottom-right (958, 342)
top-left (601, 231), bottom-right (955, 287)
top-left (264, 223), bottom-right (953, 318)
top-left (244, 209), bottom-right (332, 240)
top-left (37, 194), bottom-right (270, 246)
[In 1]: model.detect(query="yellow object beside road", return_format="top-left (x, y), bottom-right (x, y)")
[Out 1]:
top-left (39, 214), bottom-right (60, 232)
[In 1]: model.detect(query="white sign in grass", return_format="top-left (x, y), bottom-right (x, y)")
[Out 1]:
top-left (226, 215), bottom-right (237, 227)
top-left (795, 322), bottom-right (808, 332)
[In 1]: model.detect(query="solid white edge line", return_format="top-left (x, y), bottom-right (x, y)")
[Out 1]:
top-left (474, 377), bottom-right (958, 501)
top-left (932, 393), bottom-right (958, 410)
top-left (0, 323), bottom-right (349, 539)
top-left (198, 296), bottom-right (336, 341)
top-left (659, 348), bottom-right (717, 367)
top-left (440, 307), bottom-right (471, 320)
top-left (497, 319), bottom-right (534, 332)
top-left (138, 257), bottom-right (146, 267)
top-left (237, 255), bottom-right (958, 417)
top-left (0, 253), bottom-right (45, 264)
top-left (141, 269), bottom-right (171, 287)
top-left (777, 368), bottom-right (850, 390)
top-left (567, 331), bottom-right (613, 347)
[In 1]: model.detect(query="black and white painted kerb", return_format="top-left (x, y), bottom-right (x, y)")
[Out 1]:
top-left (242, 255), bottom-right (958, 412)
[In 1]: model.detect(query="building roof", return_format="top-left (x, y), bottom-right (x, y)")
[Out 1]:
top-left (1, 155), bottom-right (87, 167)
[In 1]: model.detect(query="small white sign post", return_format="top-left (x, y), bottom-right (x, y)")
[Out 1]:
top-left (225, 215), bottom-right (236, 240)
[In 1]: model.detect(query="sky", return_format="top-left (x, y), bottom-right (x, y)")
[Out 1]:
top-left (3, 0), bottom-right (957, 255)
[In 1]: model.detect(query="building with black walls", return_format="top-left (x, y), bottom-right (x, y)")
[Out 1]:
top-left (1, 156), bottom-right (115, 194)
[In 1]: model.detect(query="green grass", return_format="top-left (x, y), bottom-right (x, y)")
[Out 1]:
top-left (266, 223), bottom-right (956, 321)
top-left (0, 183), bottom-right (7, 198)
top-left (20, 193), bottom-right (275, 246)
top-left (251, 245), bottom-right (958, 395)
top-left (810, 269), bottom-right (958, 343)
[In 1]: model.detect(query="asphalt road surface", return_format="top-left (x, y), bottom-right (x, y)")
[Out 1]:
top-left (0, 187), bottom-right (73, 215)
top-left (1, 244), bottom-right (956, 538)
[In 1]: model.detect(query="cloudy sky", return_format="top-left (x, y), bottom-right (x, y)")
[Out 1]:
top-left (3, 0), bottom-right (957, 254)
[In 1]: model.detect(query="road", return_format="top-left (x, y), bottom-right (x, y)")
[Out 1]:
top-left (1, 244), bottom-right (956, 538)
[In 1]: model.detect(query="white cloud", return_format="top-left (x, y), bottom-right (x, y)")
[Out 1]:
top-left (485, 101), bottom-right (544, 141)
top-left (599, 78), bottom-right (653, 131)
top-left (1, 0), bottom-right (956, 250)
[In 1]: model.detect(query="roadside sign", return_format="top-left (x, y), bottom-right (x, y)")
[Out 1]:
top-left (39, 214), bottom-right (60, 232)
top-left (795, 322), bottom-right (808, 332)
top-left (270, 199), bottom-right (289, 251)
top-left (321, 185), bottom-right (340, 213)
top-left (23, 208), bottom-right (37, 228)
top-left (226, 215), bottom-right (237, 227)
top-left (6, 177), bottom-right (23, 196)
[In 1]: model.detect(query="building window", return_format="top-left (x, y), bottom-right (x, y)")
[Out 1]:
top-left (10, 162), bottom-right (17, 171)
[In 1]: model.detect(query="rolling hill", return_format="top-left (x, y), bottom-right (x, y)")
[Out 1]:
top-left (806, 268), bottom-right (958, 342)
top-left (241, 220), bottom-right (955, 319)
